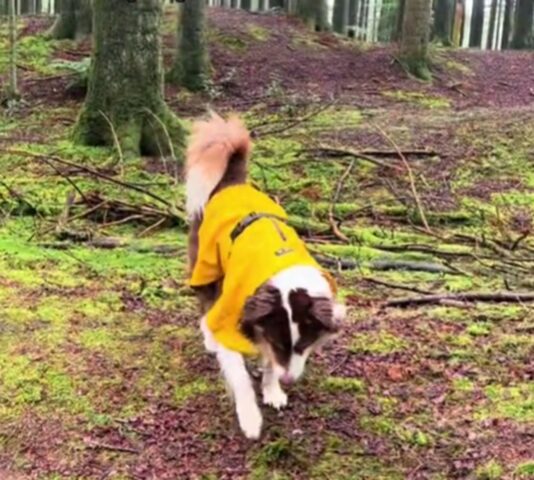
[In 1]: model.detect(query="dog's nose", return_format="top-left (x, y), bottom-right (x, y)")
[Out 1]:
top-left (280, 373), bottom-right (294, 385)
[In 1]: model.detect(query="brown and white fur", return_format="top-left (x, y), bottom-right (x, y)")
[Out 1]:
top-left (186, 112), bottom-right (346, 439)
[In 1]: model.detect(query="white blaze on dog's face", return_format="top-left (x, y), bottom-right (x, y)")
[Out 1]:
top-left (242, 267), bottom-right (345, 384)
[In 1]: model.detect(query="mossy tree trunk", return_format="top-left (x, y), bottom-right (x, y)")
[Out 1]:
top-left (399, 0), bottom-right (432, 80)
top-left (510, 0), bottom-right (534, 49)
top-left (74, 0), bottom-right (185, 158)
top-left (469, 0), bottom-right (484, 47)
top-left (296, 0), bottom-right (330, 31)
top-left (333, 0), bottom-right (349, 34)
top-left (48, 0), bottom-right (92, 40)
top-left (501, 0), bottom-right (513, 48)
top-left (486, 0), bottom-right (498, 49)
top-left (168, 0), bottom-right (210, 92)
top-left (394, 0), bottom-right (405, 41)
top-left (433, 0), bottom-right (454, 45)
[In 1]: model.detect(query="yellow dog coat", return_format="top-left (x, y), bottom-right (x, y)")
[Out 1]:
top-left (189, 184), bottom-right (329, 355)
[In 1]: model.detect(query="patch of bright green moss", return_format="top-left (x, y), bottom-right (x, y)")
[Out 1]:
top-left (477, 383), bottom-right (534, 422)
top-left (320, 376), bottom-right (365, 393)
top-left (350, 330), bottom-right (407, 355)
top-left (475, 460), bottom-right (503, 480)
top-left (514, 461), bottom-right (534, 477)
top-left (382, 90), bottom-right (451, 109)
top-left (247, 24), bottom-right (270, 41)
top-left (173, 378), bottom-right (214, 406)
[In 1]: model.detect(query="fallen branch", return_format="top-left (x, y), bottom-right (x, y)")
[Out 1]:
top-left (84, 440), bottom-right (139, 455)
top-left (1, 148), bottom-right (181, 216)
top-left (305, 147), bottom-right (393, 169)
top-left (328, 159), bottom-right (355, 243)
top-left (362, 277), bottom-right (433, 295)
top-left (384, 291), bottom-right (534, 308)
top-left (373, 124), bottom-right (431, 233)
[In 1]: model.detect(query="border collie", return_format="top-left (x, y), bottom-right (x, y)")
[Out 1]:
top-left (185, 112), bottom-right (346, 439)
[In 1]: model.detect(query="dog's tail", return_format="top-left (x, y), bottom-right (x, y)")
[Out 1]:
top-left (185, 111), bottom-right (251, 217)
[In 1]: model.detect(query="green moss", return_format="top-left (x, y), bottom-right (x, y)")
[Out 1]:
top-left (249, 438), bottom-right (308, 480)
top-left (247, 24), bottom-right (270, 41)
top-left (514, 461), bottom-right (534, 477)
top-left (0, 35), bottom-right (53, 75)
top-left (350, 331), bottom-right (407, 355)
top-left (477, 383), bottom-right (534, 422)
top-left (382, 90), bottom-right (451, 109)
top-left (173, 378), bottom-right (214, 406)
top-left (311, 435), bottom-right (403, 479)
top-left (475, 460), bottom-right (503, 480)
top-left (466, 322), bottom-right (491, 337)
top-left (453, 377), bottom-right (475, 392)
top-left (320, 376), bottom-right (365, 393)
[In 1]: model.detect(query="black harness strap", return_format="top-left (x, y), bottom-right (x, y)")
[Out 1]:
top-left (230, 212), bottom-right (287, 243)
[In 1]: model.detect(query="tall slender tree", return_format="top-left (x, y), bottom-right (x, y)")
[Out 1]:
top-left (47, 0), bottom-right (92, 40)
top-left (296, 0), bottom-right (330, 31)
top-left (333, 0), bottom-right (350, 33)
top-left (510, 0), bottom-right (534, 49)
top-left (399, 0), bottom-right (432, 79)
top-left (169, 0), bottom-right (210, 91)
top-left (75, 0), bottom-right (185, 157)
top-left (469, 0), bottom-right (484, 47)
top-left (501, 0), bottom-right (513, 48)
top-left (486, 0), bottom-right (499, 49)
top-left (6, 0), bottom-right (18, 100)
top-left (433, 0), bottom-right (455, 45)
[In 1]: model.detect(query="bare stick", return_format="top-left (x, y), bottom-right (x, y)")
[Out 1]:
top-left (384, 291), bottom-right (534, 308)
top-left (373, 124), bottom-right (431, 233)
top-left (328, 159), bottom-right (355, 243)
top-left (98, 110), bottom-right (124, 177)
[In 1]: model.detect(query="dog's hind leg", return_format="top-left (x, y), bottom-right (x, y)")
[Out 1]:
top-left (216, 345), bottom-right (263, 439)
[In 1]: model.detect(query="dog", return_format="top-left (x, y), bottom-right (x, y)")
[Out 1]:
top-left (185, 112), bottom-right (346, 439)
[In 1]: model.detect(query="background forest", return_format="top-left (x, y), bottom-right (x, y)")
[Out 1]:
top-left (0, 0), bottom-right (533, 478)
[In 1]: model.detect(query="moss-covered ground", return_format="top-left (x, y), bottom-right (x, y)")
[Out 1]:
top-left (0, 7), bottom-right (533, 480)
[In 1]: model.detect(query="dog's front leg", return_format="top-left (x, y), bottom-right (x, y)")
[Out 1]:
top-left (262, 360), bottom-right (288, 410)
top-left (216, 346), bottom-right (263, 439)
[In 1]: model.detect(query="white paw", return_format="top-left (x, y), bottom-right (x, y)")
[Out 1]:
top-left (237, 403), bottom-right (263, 439)
top-left (263, 387), bottom-right (288, 410)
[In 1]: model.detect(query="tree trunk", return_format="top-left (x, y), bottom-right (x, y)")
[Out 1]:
top-left (74, 0), bottom-right (185, 158)
top-left (433, 0), bottom-right (454, 45)
top-left (501, 0), bottom-right (513, 48)
top-left (7, 0), bottom-right (19, 100)
top-left (296, 0), bottom-right (330, 31)
top-left (241, 0), bottom-right (251, 9)
top-left (169, 0), bottom-right (210, 91)
top-left (394, 0), bottom-right (405, 41)
top-left (47, 0), bottom-right (92, 39)
top-left (510, 0), bottom-right (534, 49)
top-left (451, 0), bottom-right (464, 46)
top-left (469, 0), bottom-right (484, 47)
top-left (486, 0), bottom-right (498, 49)
top-left (333, 0), bottom-right (349, 33)
top-left (399, 0), bottom-right (432, 80)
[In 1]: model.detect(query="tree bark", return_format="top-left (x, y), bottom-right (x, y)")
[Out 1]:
top-left (486, 0), bottom-right (498, 49)
top-left (241, 0), bottom-right (252, 9)
top-left (501, 0), bottom-right (513, 48)
top-left (296, 0), bottom-right (330, 31)
top-left (433, 0), bottom-right (454, 45)
top-left (333, 0), bottom-right (350, 33)
top-left (169, 0), bottom-right (210, 91)
top-left (469, 0), bottom-right (484, 47)
top-left (394, 0), bottom-right (405, 41)
top-left (510, 0), bottom-right (534, 49)
top-left (47, 0), bottom-right (92, 40)
top-left (399, 0), bottom-right (432, 80)
top-left (74, 0), bottom-right (185, 158)
top-left (7, 0), bottom-right (19, 100)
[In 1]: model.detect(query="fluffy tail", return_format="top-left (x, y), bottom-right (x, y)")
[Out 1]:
top-left (185, 112), bottom-right (252, 217)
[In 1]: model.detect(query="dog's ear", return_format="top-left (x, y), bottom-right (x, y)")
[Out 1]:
top-left (242, 285), bottom-right (280, 336)
top-left (311, 297), bottom-right (344, 333)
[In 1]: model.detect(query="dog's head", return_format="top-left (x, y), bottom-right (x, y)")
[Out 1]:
top-left (241, 283), bottom-right (345, 384)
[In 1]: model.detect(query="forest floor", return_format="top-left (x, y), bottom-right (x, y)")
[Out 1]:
top-left (1, 7), bottom-right (534, 480)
